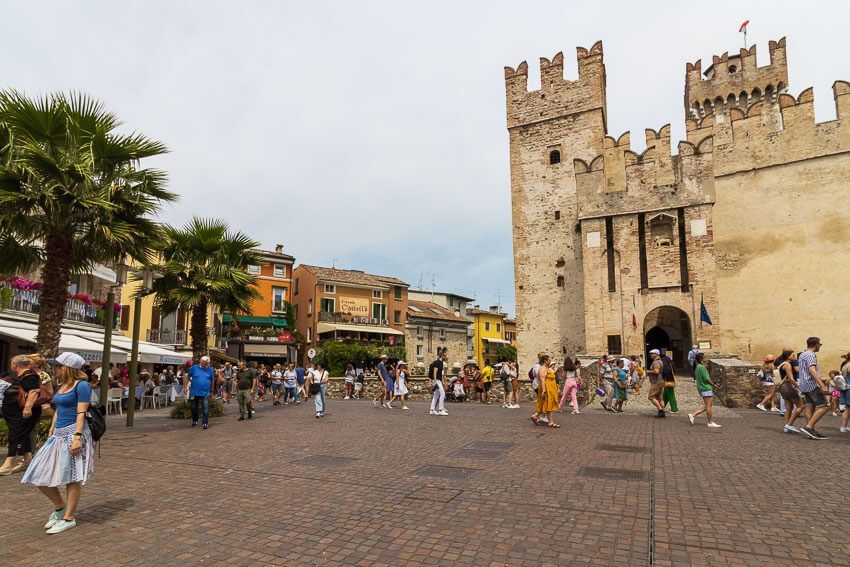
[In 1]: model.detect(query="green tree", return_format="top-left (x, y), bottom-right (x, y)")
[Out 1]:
top-left (494, 344), bottom-right (517, 362)
top-left (0, 91), bottom-right (174, 355)
top-left (150, 217), bottom-right (261, 359)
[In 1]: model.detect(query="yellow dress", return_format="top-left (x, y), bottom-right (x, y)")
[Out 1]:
top-left (536, 368), bottom-right (560, 414)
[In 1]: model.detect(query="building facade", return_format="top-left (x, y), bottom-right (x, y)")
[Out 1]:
top-left (408, 289), bottom-right (475, 359)
top-left (468, 306), bottom-right (509, 367)
top-left (506, 37), bottom-right (850, 370)
top-left (292, 265), bottom-right (409, 364)
top-left (405, 300), bottom-right (470, 372)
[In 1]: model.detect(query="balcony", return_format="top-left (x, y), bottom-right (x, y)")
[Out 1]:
top-left (146, 329), bottom-right (187, 345)
top-left (0, 283), bottom-right (104, 326)
top-left (318, 311), bottom-right (390, 326)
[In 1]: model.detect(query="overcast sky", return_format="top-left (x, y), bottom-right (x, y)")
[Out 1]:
top-left (3, 1), bottom-right (849, 315)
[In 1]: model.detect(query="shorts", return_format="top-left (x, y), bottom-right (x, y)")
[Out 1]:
top-left (616, 388), bottom-right (627, 402)
top-left (762, 381), bottom-right (776, 388)
top-left (354, 382), bottom-right (363, 391)
top-left (699, 390), bottom-right (713, 398)
top-left (224, 379), bottom-right (233, 393)
top-left (475, 386), bottom-right (484, 394)
top-left (502, 379), bottom-right (513, 393)
top-left (270, 382), bottom-right (283, 392)
top-left (483, 382), bottom-right (492, 392)
top-left (802, 389), bottom-right (828, 408)
top-left (840, 389), bottom-right (850, 406)
top-left (648, 382), bottom-right (663, 401)
top-left (385, 377), bottom-right (395, 393)
top-left (779, 380), bottom-right (802, 405)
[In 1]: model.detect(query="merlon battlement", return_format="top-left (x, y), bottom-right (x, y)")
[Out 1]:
top-left (685, 38), bottom-right (788, 119)
top-left (504, 42), bottom-right (607, 129)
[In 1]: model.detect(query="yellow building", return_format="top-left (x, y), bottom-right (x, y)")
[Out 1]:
top-left (468, 306), bottom-right (509, 367)
top-left (120, 277), bottom-right (220, 359)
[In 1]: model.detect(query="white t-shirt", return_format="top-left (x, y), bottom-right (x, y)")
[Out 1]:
top-left (271, 370), bottom-right (283, 384)
top-left (283, 370), bottom-right (297, 387)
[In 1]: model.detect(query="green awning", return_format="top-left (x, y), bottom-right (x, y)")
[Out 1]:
top-left (222, 314), bottom-right (287, 327)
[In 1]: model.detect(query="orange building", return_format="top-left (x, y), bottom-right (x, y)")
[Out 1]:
top-left (292, 265), bottom-right (409, 364)
top-left (222, 245), bottom-right (296, 364)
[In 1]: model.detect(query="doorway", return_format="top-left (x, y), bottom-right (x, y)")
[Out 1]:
top-left (643, 306), bottom-right (692, 371)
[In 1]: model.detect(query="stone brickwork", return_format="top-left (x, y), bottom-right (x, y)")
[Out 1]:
top-left (507, 36), bottom-right (850, 371)
top-left (707, 357), bottom-right (761, 408)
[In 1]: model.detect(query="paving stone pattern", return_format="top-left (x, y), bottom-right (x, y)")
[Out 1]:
top-left (1, 396), bottom-right (849, 566)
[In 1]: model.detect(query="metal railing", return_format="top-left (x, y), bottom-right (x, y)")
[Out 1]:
top-left (318, 311), bottom-right (389, 326)
top-left (146, 329), bottom-right (187, 344)
top-left (0, 284), bottom-right (100, 325)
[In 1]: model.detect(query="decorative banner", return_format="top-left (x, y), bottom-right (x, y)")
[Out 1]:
top-left (339, 296), bottom-right (369, 316)
top-left (277, 333), bottom-right (294, 343)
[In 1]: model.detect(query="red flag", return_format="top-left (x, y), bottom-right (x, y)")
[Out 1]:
top-left (631, 296), bottom-right (637, 330)
top-left (739, 20), bottom-right (749, 33)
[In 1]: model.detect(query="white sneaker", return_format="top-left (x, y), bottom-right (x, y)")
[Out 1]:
top-left (707, 422), bottom-right (722, 428)
top-left (438, 410), bottom-right (449, 416)
top-left (46, 518), bottom-right (76, 534)
top-left (756, 404), bottom-right (767, 412)
top-left (510, 404), bottom-right (520, 409)
top-left (687, 413), bottom-right (695, 425)
top-left (839, 427), bottom-right (850, 433)
top-left (44, 508), bottom-right (65, 529)
top-left (771, 407), bottom-right (782, 412)
top-left (784, 424), bottom-right (801, 434)
top-left (343, 396), bottom-right (350, 400)
top-left (429, 410), bottom-right (438, 415)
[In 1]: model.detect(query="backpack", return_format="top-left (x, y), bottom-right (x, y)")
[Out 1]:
top-left (75, 381), bottom-right (106, 442)
top-left (528, 367), bottom-right (535, 380)
top-left (835, 372), bottom-right (849, 391)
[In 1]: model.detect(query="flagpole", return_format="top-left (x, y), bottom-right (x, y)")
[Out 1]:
top-left (690, 284), bottom-right (698, 346)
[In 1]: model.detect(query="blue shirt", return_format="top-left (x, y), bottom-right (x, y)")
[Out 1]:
top-left (377, 363), bottom-right (388, 381)
top-left (188, 364), bottom-right (214, 397)
top-left (295, 367), bottom-right (306, 383)
top-left (616, 368), bottom-right (629, 387)
top-left (53, 380), bottom-right (92, 428)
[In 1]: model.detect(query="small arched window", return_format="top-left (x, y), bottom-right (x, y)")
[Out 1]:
top-left (556, 275), bottom-right (565, 287)
top-left (549, 150), bottom-right (561, 165)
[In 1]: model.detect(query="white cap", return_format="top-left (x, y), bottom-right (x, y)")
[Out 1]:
top-left (649, 349), bottom-right (661, 355)
top-left (200, 356), bottom-right (210, 363)
top-left (48, 352), bottom-right (86, 369)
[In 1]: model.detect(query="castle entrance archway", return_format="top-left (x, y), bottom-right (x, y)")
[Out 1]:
top-left (643, 306), bottom-right (692, 371)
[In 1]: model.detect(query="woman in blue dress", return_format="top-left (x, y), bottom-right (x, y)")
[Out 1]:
top-left (22, 352), bottom-right (94, 534)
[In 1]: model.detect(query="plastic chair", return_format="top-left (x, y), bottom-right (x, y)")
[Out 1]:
top-left (141, 386), bottom-right (160, 410)
top-left (106, 388), bottom-right (123, 416)
top-left (155, 385), bottom-right (169, 407)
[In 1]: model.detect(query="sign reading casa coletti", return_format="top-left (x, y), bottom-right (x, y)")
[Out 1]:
top-left (339, 296), bottom-right (369, 316)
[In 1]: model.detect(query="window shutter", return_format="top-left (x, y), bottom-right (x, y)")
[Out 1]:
top-left (150, 306), bottom-right (161, 330)
top-left (120, 305), bottom-right (131, 331)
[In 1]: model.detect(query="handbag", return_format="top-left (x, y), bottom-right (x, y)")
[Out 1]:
top-left (663, 381), bottom-right (676, 389)
top-left (17, 373), bottom-right (54, 408)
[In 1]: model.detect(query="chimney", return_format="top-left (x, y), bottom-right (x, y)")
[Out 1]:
top-left (489, 305), bottom-right (499, 313)
top-left (274, 244), bottom-right (283, 253)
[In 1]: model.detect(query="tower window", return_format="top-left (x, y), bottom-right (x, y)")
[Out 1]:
top-left (556, 275), bottom-right (564, 287)
top-left (727, 65), bottom-right (737, 74)
top-left (549, 150), bottom-right (561, 165)
top-left (554, 210), bottom-right (560, 220)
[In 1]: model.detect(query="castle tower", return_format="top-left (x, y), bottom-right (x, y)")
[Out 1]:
top-left (504, 42), bottom-right (607, 369)
top-left (685, 37), bottom-right (788, 120)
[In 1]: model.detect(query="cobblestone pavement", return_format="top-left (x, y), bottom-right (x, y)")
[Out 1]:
top-left (1, 394), bottom-right (848, 566)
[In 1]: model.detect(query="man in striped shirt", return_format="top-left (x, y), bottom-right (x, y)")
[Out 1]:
top-left (797, 337), bottom-right (829, 440)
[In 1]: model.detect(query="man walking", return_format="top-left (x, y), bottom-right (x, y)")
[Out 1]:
top-left (647, 349), bottom-right (666, 418)
top-left (221, 362), bottom-right (234, 404)
top-left (374, 354), bottom-right (390, 408)
top-left (481, 363), bottom-right (494, 404)
top-left (235, 360), bottom-right (256, 421)
top-left (186, 356), bottom-right (214, 429)
top-left (798, 337), bottom-right (830, 440)
top-left (270, 363), bottom-right (284, 405)
top-left (429, 351), bottom-right (448, 416)
top-left (295, 363), bottom-right (307, 401)
top-left (599, 355), bottom-right (615, 411)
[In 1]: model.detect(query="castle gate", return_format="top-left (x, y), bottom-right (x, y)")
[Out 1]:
top-left (643, 306), bottom-right (692, 371)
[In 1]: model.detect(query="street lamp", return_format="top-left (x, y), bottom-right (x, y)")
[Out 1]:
top-left (126, 267), bottom-right (161, 428)
top-left (99, 258), bottom-right (128, 407)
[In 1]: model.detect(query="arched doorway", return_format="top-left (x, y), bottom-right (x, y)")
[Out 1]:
top-left (644, 306), bottom-right (692, 371)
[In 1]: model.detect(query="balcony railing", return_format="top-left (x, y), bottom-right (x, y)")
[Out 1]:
top-left (146, 329), bottom-right (187, 345)
top-left (0, 284), bottom-right (100, 325)
top-left (318, 311), bottom-right (390, 326)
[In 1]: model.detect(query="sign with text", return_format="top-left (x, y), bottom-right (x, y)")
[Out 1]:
top-left (339, 296), bottom-right (369, 316)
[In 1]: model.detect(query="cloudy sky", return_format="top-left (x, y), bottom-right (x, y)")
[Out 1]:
top-left (3, 1), bottom-right (848, 314)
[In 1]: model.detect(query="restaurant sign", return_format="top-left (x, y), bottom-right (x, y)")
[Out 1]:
top-left (339, 296), bottom-right (369, 316)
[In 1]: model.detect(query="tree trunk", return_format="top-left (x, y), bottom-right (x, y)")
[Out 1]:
top-left (37, 230), bottom-right (74, 356)
top-left (190, 298), bottom-right (209, 360)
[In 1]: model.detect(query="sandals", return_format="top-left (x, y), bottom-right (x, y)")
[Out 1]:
top-left (548, 423), bottom-right (561, 428)
top-left (530, 416), bottom-right (539, 425)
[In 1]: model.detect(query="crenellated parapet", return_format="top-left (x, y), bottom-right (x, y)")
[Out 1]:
top-left (504, 41), bottom-right (607, 129)
top-left (686, 82), bottom-right (850, 175)
top-left (574, 125), bottom-right (715, 220)
top-left (685, 38), bottom-right (788, 120)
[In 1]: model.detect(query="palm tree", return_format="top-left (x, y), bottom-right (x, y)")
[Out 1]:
top-left (150, 217), bottom-right (261, 359)
top-left (0, 91), bottom-right (175, 355)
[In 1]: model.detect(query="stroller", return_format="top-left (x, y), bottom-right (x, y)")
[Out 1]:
top-left (445, 375), bottom-right (467, 403)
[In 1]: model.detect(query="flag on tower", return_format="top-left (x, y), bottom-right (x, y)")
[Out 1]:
top-left (700, 294), bottom-right (713, 326)
top-left (738, 20), bottom-right (750, 33)
top-left (631, 296), bottom-right (638, 330)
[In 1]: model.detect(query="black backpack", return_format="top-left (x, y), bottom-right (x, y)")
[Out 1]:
top-left (75, 381), bottom-right (106, 442)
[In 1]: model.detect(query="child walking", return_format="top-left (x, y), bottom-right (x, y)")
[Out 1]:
top-left (688, 353), bottom-right (721, 428)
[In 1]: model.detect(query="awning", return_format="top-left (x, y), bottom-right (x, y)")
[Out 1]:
top-left (222, 314), bottom-right (287, 327)
top-left (242, 343), bottom-right (290, 356)
top-left (317, 322), bottom-right (404, 336)
top-left (63, 329), bottom-right (191, 365)
top-left (482, 337), bottom-right (510, 344)
top-left (210, 350), bottom-right (238, 363)
top-left (0, 324), bottom-right (128, 363)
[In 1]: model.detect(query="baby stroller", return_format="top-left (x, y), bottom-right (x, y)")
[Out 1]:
top-left (445, 375), bottom-right (467, 403)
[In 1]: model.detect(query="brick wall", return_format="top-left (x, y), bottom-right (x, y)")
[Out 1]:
top-left (708, 357), bottom-right (761, 408)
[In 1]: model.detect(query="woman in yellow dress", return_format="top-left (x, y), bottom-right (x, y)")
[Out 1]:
top-left (532, 355), bottom-right (561, 428)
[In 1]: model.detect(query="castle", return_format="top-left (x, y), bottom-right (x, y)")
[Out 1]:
top-left (505, 38), bottom-right (850, 371)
